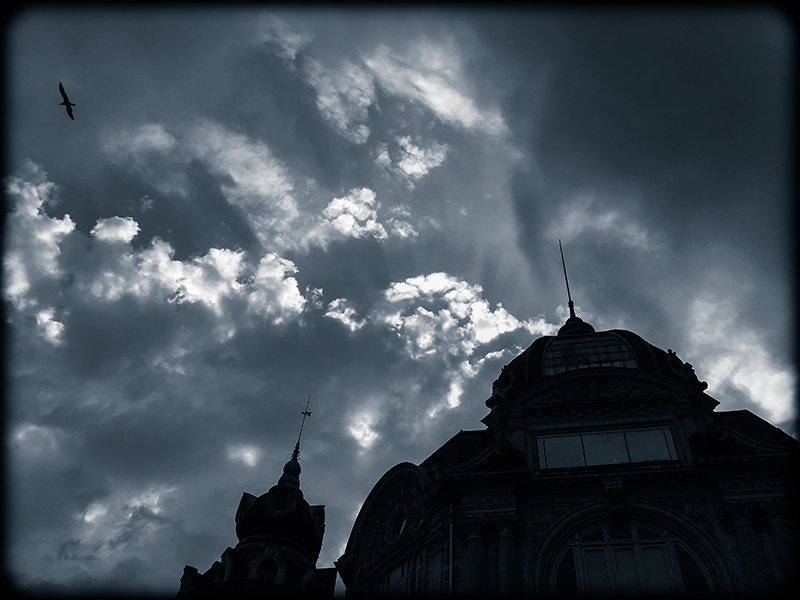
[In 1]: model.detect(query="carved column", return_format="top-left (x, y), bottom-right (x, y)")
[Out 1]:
top-left (464, 518), bottom-right (487, 596)
top-left (762, 500), bottom-right (796, 586)
top-left (496, 517), bottom-right (518, 597)
top-left (723, 502), bottom-right (774, 594)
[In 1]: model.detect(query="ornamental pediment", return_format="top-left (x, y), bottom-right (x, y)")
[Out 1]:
top-left (462, 490), bottom-right (516, 515)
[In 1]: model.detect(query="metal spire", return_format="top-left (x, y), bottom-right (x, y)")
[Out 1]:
top-left (559, 240), bottom-right (576, 319)
top-left (291, 396), bottom-right (312, 461)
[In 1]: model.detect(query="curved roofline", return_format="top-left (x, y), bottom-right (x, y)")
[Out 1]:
top-left (487, 325), bottom-right (708, 411)
top-left (338, 462), bottom-right (428, 560)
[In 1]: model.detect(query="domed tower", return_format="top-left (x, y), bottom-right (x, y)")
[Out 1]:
top-left (338, 300), bottom-right (798, 598)
top-left (177, 403), bottom-right (336, 599)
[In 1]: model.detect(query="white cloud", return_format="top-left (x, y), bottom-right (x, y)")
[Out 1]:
top-left (36, 308), bottom-right (65, 346)
top-left (247, 253), bottom-right (307, 324)
top-left (259, 15), bottom-right (312, 63)
top-left (83, 502), bottom-right (109, 524)
top-left (184, 120), bottom-right (301, 249)
top-left (102, 124), bottom-right (186, 197)
top-left (371, 272), bottom-right (557, 411)
top-left (103, 121), bottom-right (425, 254)
top-left (374, 136), bottom-right (449, 189)
top-left (173, 248), bottom-right (246, 314)
top-left (305, 58), bottom-right (376, 144)
top-left (373, 142), bottom-right (392, 169)
top-left (91, 217), bottom-right (141, 244)
top-left (363, 39), bottom-right (507, 135)
top-left (348, 409), bottom-right (380, 449)
top-left (396, 136), bottom-right (448, 180)
top-left (385, 205), bottom-right (419, 238)
top-left (550, 193), bottom-right (660, 252)
top-left (333, 273), bottom-right (559, 425)
top-left (687, 296), bottom-right (795, 423)
top-left (6, 162), bottom-right (308, 338)
top-left (12, 423), bottom-right (67, 460)
top-left (296, 35), bottom-right (508, 144)
top-left (107, 123), bottom-right (177, 155)
top-left (61, 483), bottom-right (178, 583)
top-left (104, 120), bottom-right (306, 252)
top-left (322, 187), bottom-right (387, 240)
top-left (3, 161), bottom-right (76, 312)
top-left (325, 298), bottom-right (366, 332)
top-left (226, 444), bottom-right (262, 467)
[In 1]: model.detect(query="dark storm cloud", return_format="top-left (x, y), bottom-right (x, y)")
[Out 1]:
top-left (471, 11), bottom-right (793, 368)
top-left (483, 10), bottom-right (792, 259)
top-left (5, 8), bottom-right (794, 595)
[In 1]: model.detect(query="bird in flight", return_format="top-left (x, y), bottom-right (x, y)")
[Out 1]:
top-left (58, 82), bottom-right (75, 120)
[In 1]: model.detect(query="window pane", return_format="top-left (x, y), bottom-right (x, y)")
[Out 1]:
top-left (675, 543), bottom-right (709, 593)
top-left (583, 433), bottom-right (629, 465)
top-left (555, 548), bottom-right (579, 596)
top-left (608, 525), bottom-right (632, 540)
top-left (583, 549), bottom-right (612, 595)
top-left (581, 528), bottom-right (604, 542)
top-left (626, 429), bottom-right (672, 462)
top-left (641, 546), bottom-right (673, 594)
top-left (636, 526), bottom-right (662, 540)
top-left (388, 564), bottom-right (403, 586)
top-left (613, 547), bottom-right (640, 595)
top-left (544, 436), bottom-right (585, 468)
top-left (537, 438), bottom-right (546, 469)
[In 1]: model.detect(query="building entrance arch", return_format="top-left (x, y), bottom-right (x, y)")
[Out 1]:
top-left (535, 502), bottom-right (735, 597)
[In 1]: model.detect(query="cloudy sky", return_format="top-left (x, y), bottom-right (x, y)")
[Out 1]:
top-left (4, 7), bottom-right (795, 595)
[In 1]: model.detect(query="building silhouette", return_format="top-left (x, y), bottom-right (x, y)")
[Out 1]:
top-left (335, 312), bottom-right (798, 597)
top-left (176, 451), bottom-right (336, 599)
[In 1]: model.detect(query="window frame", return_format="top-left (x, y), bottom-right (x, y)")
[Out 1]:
top-left (537, 426), bottom-right (678, 470)
top-left (552, 524), bottom-right (712, 596)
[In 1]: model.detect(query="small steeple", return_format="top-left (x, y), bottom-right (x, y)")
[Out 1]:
top-left (557, 240), bottom-right (595, 336)
top-left (277, 396), bottom-right (312, 489)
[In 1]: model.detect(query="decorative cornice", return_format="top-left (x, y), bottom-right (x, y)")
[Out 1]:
top-left (720, 501), bottom-right (758, 530)
top-left (759, 499), bottom-right (792, 527)
top-left (485, 393), bottom-right (699, 431)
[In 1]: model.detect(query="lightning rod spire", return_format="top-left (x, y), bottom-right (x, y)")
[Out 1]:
top-left (559, 240), bottom-right (576, 319)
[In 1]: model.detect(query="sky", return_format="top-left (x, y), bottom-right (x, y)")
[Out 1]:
top-left (3, 6), bottom-right (796, 596)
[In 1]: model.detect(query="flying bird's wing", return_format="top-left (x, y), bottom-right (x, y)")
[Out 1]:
top-left (58, 82), bottom-right (75, 119)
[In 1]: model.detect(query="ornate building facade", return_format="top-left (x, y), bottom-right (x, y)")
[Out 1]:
top-left (176, 454), bottom-right (336, 599)
top-left (335, 313), bottom-right (798, 597)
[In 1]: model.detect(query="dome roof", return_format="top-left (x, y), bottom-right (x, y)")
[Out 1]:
top-left (486, 316), bottom-right (707, 408)
top-left (234, 458), bottom-right (321, 559)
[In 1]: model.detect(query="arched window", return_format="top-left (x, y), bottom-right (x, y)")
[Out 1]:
top-left (255, 558), bottom-right (280, 584)
top-left (553, 524), bottom-right (711, 596)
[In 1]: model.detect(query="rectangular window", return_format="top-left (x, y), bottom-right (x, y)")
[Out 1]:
top-left (641, 546), bottom-right (673, 594)
top-left (612, 547), bottom-right (641, 594)
top-left (626, 429), bottom-right (677, 462)
top-left (583, 432), bottom-right (629, 466)
top-left (539, 428), bottom-right (677, 469)
top-left (583, 549), bottom-right (612, 595)
top-left (541, 435), bottom-right (585, 468)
